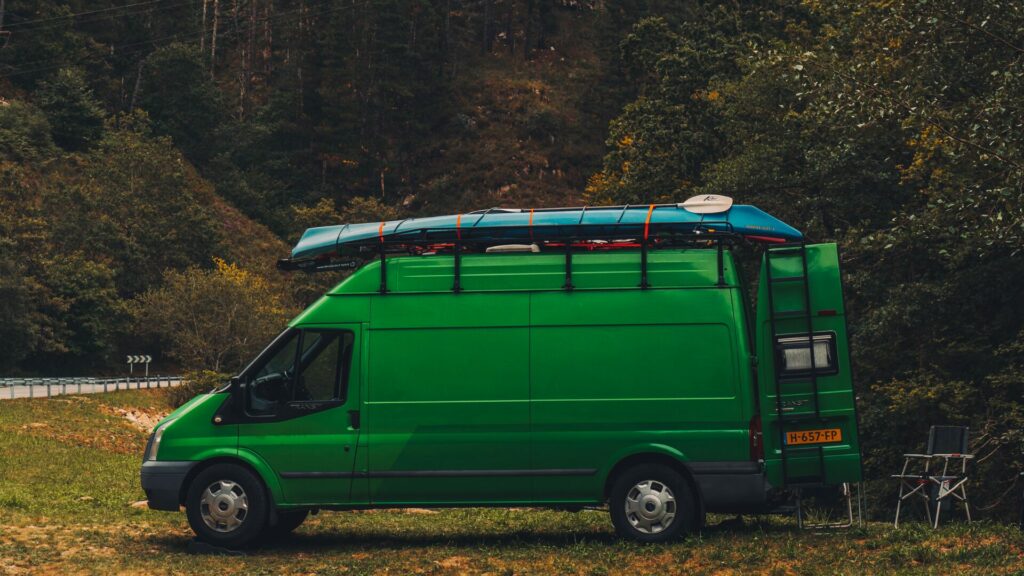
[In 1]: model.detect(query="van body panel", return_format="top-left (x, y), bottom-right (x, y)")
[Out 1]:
top-left (366, 292), bottom-right (532, 503)
top-left (155, 393), bottom-right (237, 462)
top-left (530, 288), bottom-right (750, 501)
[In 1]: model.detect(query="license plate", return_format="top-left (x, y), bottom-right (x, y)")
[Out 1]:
top-left (786, 428), bottom-right (842, 445)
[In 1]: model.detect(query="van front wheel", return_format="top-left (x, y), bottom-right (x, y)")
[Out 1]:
top-left (609, 463), bottom-right (695, 542)
top-left (185, 463), bottom-right (269, 548)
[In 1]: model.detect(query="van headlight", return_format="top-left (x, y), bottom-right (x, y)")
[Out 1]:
top-left (776, 333), bottom-right (837, 375)
top-left (145, 419), bottom-right (175, 462)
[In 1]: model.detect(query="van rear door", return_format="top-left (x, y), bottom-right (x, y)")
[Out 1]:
top-left (756, 243), bottom-right (862, 488)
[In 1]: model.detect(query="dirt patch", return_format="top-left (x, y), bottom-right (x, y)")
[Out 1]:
top-left (436, 555), bottom-right (471, 570)
top-left (100, 405), bottom-right (168, 433)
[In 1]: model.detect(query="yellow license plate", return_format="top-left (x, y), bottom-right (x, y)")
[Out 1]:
top-left (786, 428), bottom-right (842, 445)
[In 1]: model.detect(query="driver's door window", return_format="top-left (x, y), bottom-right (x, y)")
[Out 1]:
top-left (245, 329), bottom-right (355, 416)
top-left (246, 331), bottom-right (300, 415)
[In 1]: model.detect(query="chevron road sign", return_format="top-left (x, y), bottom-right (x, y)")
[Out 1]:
top-left (126, 354), bottom-right (152, 377)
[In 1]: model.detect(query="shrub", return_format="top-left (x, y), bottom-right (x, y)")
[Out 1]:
top-left (167, 370), bottom-right (230, 409)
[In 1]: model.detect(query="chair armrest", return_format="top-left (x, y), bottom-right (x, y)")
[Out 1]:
top-left (902, 453), bottom-right (934, 459)
top-left (931, 453), bottom-right (974, 459)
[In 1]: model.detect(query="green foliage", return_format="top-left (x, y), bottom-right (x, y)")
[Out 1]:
top-left (45, 112), bottom-right (222, 295)
top-left (34, 68), bottom-right (105, 151)
top-left (138, 44), bottom-right (226, 164)
top-left (168, 370), bottom-right (229, 408)
top-left (132, 259), bottom-right (292, 373)
top-left (0, 101), bottom-right (58, 164)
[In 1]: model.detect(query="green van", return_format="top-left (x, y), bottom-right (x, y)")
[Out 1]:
top-left (140, 199), bottom-right (861, 546)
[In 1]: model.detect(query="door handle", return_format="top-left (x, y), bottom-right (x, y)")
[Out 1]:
top-left (348, 410), bottom-right (361, 429)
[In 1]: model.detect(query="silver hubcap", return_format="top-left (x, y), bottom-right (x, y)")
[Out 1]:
top-left (624, 479), bottom-right (676, 534)
top-left (200, 480), bottom-right (249, 533)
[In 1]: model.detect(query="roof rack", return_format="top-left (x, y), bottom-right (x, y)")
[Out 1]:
top-left (277, 196), bottom-right (804, 294)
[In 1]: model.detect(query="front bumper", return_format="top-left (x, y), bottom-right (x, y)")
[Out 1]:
top-left (140, 460), bottom-right (197, 511)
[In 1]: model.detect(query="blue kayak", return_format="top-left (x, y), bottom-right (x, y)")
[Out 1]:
top-left (289, 199), bottom-right (803, 263)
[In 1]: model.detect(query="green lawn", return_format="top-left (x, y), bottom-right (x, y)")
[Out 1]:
top-left (1, 390), bottom-right (1021, 575)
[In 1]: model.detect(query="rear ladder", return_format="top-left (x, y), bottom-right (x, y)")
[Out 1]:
top-left (764, 243), bottom-right (826, 486)
top-left (764, 243), bottom-right (859, 528)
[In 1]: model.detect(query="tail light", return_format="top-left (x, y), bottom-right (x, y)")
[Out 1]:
top-left (749, 414), bottom-right (764, 461)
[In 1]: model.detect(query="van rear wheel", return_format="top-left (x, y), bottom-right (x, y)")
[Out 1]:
top-left (609, 463), bottom-right (695, 542)
top-left (185, 463), bottom-right (269, 549)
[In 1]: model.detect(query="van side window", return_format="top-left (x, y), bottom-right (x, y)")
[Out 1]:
top-left (246, 329), bottom-right (354, 415)
top-left (295, 331), bottom-right (355, 402)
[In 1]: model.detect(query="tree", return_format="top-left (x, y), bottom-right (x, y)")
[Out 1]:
top-left (133, 258), bottom-right (292, 372)
top-left (44, 112), bottom-right (222, 295)
top-left (34, 68), bottom-right (105, 151)
top-left (137, 43), bottom-right (226, 164)
top-left (0, 100), bottom-right (57, 164)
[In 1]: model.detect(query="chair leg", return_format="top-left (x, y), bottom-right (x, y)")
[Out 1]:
top-left (932, 480), bottom-right (949, 530)
top-left (962, 485), bottom-right (971, 523)
top-left (894, 484), bottom-right (904, 528)
top-left (924, 488), bottom-right (933, 527)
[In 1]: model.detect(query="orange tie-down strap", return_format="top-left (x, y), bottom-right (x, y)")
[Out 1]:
top-left (643, 203), bottom-right (656, 240)
top-left (378, 221), bottom-right (386, 242)
top-left (529, 209), bottom-right (534, 240)
top-left (456, 214), bottom-right (462, 240)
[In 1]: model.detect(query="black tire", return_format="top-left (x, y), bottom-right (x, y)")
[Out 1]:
top-left (185, 463), bottom-right (269, 548)
top-left (608, 463), bottom-right (696, 543)
top-left (266, 509), bottom-right (309, 538)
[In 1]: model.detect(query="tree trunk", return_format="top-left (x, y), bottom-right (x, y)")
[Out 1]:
top-left (263, 0), bottom-right (272, 79)
top-left (482, 0), bottom-right (493, 54)
top-left (524, 0), bottom-right (534, 59)
top-left (200, 0), bottom-right (208, 53)
top-left (129, 59), bottom-right (145, 111)
top-left (210, 0), bottom-right (220, 78)
top-left (537, 0), bottom-right (550, 51)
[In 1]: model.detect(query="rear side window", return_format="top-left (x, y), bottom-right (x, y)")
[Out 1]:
top-left (246, 329), bottom-right (354, 415)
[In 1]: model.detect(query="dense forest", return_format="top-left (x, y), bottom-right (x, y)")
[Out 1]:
top-left (0, 1), bottom-right (1021, 517)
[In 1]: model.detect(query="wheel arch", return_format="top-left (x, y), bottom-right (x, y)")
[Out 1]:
top-left (178, 450), bottom-right (283, 510)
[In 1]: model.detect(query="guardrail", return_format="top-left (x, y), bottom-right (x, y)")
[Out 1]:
top-left (0, 376), bottom-right (183, 400)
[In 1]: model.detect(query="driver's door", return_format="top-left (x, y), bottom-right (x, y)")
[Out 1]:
top-left (237, 325), bottom-right (362, 505)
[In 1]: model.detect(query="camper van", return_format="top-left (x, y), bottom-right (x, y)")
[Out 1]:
top-left (140, 196), bottom-right (862, 547)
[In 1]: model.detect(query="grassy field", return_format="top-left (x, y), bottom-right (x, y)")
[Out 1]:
top-left (1, 390), bottom-right (1021, 575)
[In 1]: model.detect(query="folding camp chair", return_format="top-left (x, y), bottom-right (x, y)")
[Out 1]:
top-left (892, 425), bottom-right (973, 528)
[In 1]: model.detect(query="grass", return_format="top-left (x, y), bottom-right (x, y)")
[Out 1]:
top-left (1, 390), bottom-right (1022, 575)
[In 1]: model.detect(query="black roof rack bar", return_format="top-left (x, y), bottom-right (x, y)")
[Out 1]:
top-left (452, 240), bottom-right (462, 293)
top-left (564, 240), bottom-right (574, 290)
top-left (346, 220), bottom-right (738, 249)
